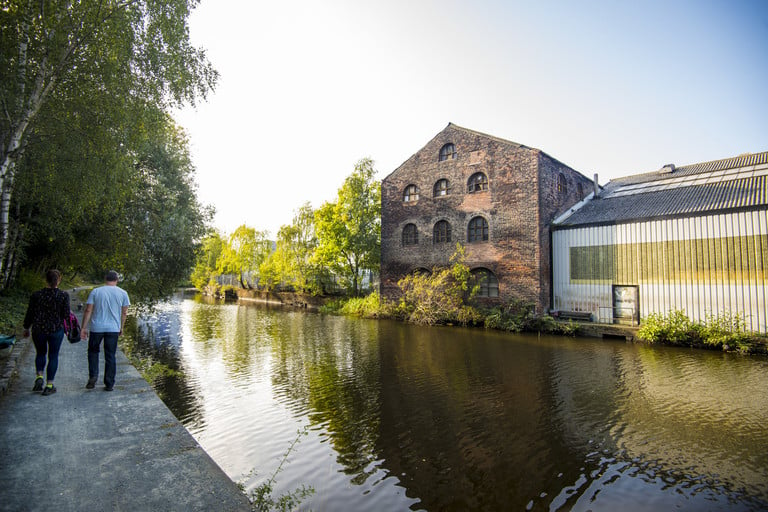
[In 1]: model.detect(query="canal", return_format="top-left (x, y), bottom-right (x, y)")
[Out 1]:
top-left (124, 293), bottom-right (768, 511)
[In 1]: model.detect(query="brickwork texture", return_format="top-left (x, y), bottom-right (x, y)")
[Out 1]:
top-left (381, 123), bottom-right (593, 312)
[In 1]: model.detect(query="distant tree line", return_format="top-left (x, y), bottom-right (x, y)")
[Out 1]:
top-left (0, 1), bottom-right (216, 302)
top-left (191, 158), bottom-right (381, 297)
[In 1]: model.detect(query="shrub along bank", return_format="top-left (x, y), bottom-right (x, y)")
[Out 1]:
top-left (636, 310), bottom-right (768, 354)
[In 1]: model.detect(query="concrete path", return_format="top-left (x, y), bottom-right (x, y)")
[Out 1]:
top-left (0, 333), bottom-right (251, 511)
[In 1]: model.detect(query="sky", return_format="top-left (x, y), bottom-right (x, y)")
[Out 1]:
top-left (173, 0), bottom-right (768, 237)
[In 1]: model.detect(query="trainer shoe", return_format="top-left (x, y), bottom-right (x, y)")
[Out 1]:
top-left (32, 377), bottom-right (44, 392)
top-left (41, 385), bottom-right (56, 396)
top-left (86, 378), bottom-right (96, 389)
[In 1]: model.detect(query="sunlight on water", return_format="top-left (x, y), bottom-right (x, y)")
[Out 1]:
top-left (126, 294), bottom-right (768, 511)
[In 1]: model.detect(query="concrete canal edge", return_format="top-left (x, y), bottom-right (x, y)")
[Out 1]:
top-left (0, 332), bottom-right (252, 511)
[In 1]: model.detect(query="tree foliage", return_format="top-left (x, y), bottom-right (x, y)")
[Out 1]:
top-left (259, 202), bottom-right (325, 293)
top-left (396, 244), bottom-right (482, 326)
top-left (0, 0), bottom-right (217, 295)
top-left (216, 225), bottom-right (271, 289)
top-left (12, 100), bottom-right (210, 301)
top-left (190, 231), bottom-right (225, 292)
top-left (314, 158), bottom-right (380, 295)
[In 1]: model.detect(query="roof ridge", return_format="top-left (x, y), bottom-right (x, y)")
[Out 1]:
top-left (615, 150), bottom-right (768, 182)
top-left (447, 122), bottom-right (527, 149)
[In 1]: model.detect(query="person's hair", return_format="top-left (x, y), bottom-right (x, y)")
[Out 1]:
top-left (105, 270), bottom-right (119, 282)
top-left (45, 269), bottom-right (61, 287)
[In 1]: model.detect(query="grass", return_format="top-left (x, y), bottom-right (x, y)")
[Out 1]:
top-left (0, 290), bottom-right (28, 335)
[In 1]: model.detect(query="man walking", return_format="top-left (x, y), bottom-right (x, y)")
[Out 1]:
top-left (81, 271), bottom-right (130, 391)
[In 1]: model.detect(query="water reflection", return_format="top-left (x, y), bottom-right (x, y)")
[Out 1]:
top-left (125, 294), bottom-right (768, 511)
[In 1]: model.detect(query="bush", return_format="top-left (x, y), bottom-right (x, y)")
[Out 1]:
top-left (341, 292), bottom-right (393, 318)
top-left (637, 310), bottom-right (767, 353)
top-left (483, 299), bottom-right (579, 335)
top-left (637, 310), bottom-right (702, 346)
top-left (396, 246), bottom-right (482, 326)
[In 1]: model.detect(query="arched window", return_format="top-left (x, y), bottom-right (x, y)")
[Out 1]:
top-left (433, 220), bottom-right (452, 244)
top-left (403, 184), bottom-right (419, 202)
top-left (402, 223), bottom-right (418, 245)
top-left (467, 216), bottom-right (488, 242)
top-left (433, 178), bottom-right (450, 197)
top-left (557, 173), bottom-right (567, 194)
top-left (439, 143), bottom-right (456, 162)
top-left (577, 182), bottom-right (584, 199)
top-left (471, 268), bottom-right (499, 298)
top-left (468, 172), bottom-right (488, 193)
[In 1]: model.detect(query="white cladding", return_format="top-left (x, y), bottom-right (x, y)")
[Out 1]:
top-left (552, 209), bottom-right (768, 333)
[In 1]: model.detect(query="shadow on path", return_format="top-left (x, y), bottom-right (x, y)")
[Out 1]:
top-left (0, 322), bottom-right (251, 512)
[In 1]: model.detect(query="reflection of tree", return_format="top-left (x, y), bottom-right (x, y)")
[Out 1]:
top-left (123, 303), bottom-right (202, 426)
top-left (127, 297), bottom-right (768, 511)
top-left (268, 314), bottom-right (383, 483)
top-left (186, 297), bottom-right (273, 377)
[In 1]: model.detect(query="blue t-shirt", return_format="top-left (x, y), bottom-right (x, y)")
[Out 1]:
top-left (86, 285), bottom-right (130, 332)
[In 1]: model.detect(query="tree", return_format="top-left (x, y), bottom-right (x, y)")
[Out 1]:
top-left (314, 158), bottom-right (380, 295)
top-left (191, 231), bottom-right (225, 291)
top-left (217, 225), bottom-right (271, 289)
top-left (396, 244), bottom-right (481, 326)
top-left (11, 99), bottom-right (211, 302)
top-left (260, 202), bottom-right (324, 293)
top-left (0, 0), bottom-right (217, 284)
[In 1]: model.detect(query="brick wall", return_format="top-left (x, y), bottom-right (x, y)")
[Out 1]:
top-left (381, 123), bottom-right (593, 312)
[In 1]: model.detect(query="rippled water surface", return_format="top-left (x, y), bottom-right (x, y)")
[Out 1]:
top-left (125, 294), bottom-right (768, 511)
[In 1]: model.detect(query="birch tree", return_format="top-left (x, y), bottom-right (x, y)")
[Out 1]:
top-left (0, 0), bottom-right (216, 283)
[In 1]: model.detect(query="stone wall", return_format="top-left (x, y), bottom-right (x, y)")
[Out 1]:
top-left (235, 289), bottom-right (331, 310)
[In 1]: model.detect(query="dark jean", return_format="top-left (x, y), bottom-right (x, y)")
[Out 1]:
top-left (88, 332), bottom-right (119, 388)
top-left (32, 329), bottom-right (65, 381)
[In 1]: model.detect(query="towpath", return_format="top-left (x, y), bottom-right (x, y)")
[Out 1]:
top-left (0, 304), bottom-right (251, 512)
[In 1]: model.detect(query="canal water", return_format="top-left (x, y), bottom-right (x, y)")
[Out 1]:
top-left (124, 293), bottom-right (768, 511)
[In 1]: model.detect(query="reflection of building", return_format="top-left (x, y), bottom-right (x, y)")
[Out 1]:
top-left (552, 152), bottom-right (768, 333)
top-left (381, 123), bottom-right (593, 312)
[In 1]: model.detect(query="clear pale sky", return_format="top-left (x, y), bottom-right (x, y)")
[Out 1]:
top-left (173, 0), bottom-right (768, 237)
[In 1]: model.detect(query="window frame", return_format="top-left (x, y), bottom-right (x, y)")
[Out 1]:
top-left (467, 216), bottom-right (489, 242)
top-left (471, 268), bottom-right (499, 298)
top-left (402, 223), bottom-right (419, 246)
top-left (433, 220), bottom-right (452, 244)
top-left (468, 172), bottom-right (489, 193)
top-left (557, 173), bottom-right (567, 195)
top-left (433, 178), bottom-right (450, 197)
top-left (439, 143), bottom-right (457, 162)
top-left (403, 184), bottom-right (419, 202)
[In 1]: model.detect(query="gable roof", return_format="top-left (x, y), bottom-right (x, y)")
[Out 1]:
top-left (383, 122), bottom-right (581, 181)
top-left (554, 151), bottom-right (768, 228)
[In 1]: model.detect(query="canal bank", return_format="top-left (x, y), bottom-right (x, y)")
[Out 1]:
top-left (0, 332), bottom-right (251, 511)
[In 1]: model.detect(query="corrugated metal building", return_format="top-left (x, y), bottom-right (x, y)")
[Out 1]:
top-left (551, 152), bottom-right (768, 333)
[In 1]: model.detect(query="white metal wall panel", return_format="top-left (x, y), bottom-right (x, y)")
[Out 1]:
top-left (553, 210), bottom-right (768, 333)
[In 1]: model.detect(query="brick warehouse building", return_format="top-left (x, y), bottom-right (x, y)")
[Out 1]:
top-left (380, 123), bottom-right (595, 312)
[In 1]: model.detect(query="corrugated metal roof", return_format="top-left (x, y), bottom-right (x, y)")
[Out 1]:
top-left (555, 152), bottom-right (768, 227)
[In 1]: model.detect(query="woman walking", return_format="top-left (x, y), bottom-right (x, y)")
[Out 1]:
top-left (23, 269), bottom-right (70, 396)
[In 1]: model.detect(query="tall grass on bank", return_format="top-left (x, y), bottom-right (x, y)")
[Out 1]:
top-left (637, 310), bottom-right (768, 354)
top-left (319, 291), bottom-right (390, 318)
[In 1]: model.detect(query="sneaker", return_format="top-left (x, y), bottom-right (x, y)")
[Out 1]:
top-left (104, 386), bottom-right (114, 392)
top-left (32, 377), bottom-right (44, 392)
top-left (41, 385), bottom-right (56, 396)
top-left (86, 378), bottom-right (96, 389)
